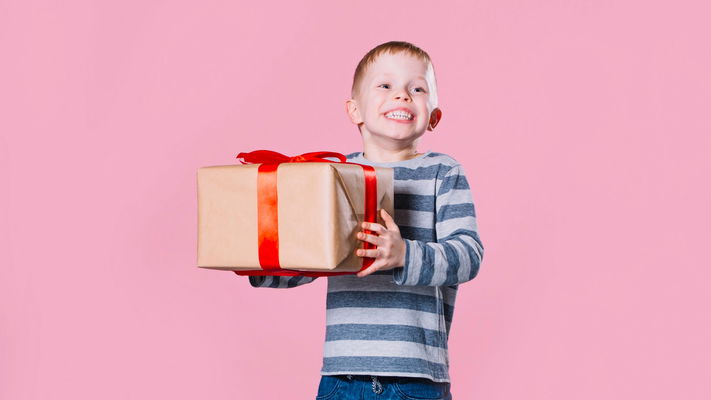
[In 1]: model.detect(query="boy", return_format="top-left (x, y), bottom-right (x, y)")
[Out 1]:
top-left (247, 41), bottom-right (484, 400)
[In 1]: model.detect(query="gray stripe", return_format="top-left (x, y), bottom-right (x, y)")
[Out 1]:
top-left (399, 225), bottom-right (436, 241)
top-left (394, 209), bottom-right (434, 229)
top-left (428, 242), bottom-right (447, 286)
top-left (395, 193), bottom-right (435, 211)
top-left (248, 275), bottom-right (316, 288)
top-left (327, 275), bottom-right (457, 301)
top-left (417, 243), bottom-right (436, 285)
top-left (437, 203), bottom-right (476, 221)
top-left (326, 324), bottom-right (447, 348)
top-left (438, 172), bottom-right (470, 194)
top-left (288, 275), bottom-right (316, 287)
top-left (441, 241), bottom-right (462, 286)
top-left (326, 291), bottom-right (454, 322)
top-left (394, 164), bottom-right (447, 180)
top-left (321, 356), bottom-right (449, 381)
top-left (248, 276), bottom-right (265, 287)
top-left (325, 308), bottom-right (445, 331)
top-left (266, 276), bottom-right (279, 288)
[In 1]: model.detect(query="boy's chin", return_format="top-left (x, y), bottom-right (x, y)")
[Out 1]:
top-left (365, 127), bottom-right (426, 140)
top-left (382, 130), bottom-right (427, 142)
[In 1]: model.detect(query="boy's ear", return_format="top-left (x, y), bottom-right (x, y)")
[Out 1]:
top-left (346, 99), bottom-right (363, 125)
top-left (427, 108), bottom-right (442, 131)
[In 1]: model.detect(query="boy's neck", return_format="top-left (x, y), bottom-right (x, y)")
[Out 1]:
top-left (361, 142), bottom-right (423, 163)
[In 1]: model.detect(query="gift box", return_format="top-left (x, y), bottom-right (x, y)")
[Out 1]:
top-left (197, 151), bottom-right (394, 275)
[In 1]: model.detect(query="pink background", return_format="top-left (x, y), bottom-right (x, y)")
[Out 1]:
top-left (2, 1), bottom-right (710, 399)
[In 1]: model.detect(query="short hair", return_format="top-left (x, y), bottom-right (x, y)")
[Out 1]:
top-left (351, 41), bottom-right (437, 106)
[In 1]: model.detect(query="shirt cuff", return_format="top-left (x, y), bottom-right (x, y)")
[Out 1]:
top-left (392, 239), bottom-right (414, 285)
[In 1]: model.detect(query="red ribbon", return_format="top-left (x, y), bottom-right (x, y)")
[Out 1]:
top-left (232, 150), bottom-right (378, 277)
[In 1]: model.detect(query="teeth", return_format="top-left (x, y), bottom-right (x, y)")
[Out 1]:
top-left (385, 111), bottom-right (413, 120)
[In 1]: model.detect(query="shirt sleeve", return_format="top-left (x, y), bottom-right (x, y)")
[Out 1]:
top-left (248, 275), bottom-right (318, 288)
top-left (393, 164), bottom-right (484, 286)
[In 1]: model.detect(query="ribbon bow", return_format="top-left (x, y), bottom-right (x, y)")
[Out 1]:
top-left (236, 150), bottom-right (346, 165)
top-left (233, 150), bottom-right (377, 277)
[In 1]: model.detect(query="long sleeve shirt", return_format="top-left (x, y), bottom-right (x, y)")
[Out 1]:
top-left (247, 150), bottom-right (484, 382)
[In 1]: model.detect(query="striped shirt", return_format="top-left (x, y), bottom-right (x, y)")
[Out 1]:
top-left (247, 150), bottom-right (484, 382)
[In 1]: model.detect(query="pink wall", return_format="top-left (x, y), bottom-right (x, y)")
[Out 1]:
top-left (2, 1), bottom-right (710, 399)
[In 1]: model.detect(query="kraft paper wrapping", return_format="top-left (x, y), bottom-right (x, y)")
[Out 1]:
top-left (196, 162), bottom-right (394, 272)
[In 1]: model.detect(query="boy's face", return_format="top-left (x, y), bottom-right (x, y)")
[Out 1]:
top-left (346, 52), bottom-right (442, 146)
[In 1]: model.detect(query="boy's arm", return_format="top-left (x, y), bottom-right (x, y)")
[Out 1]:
top-left (393, 164), bottom-right (484, 287)
top-left (248, 275), bottom-right (318, 288)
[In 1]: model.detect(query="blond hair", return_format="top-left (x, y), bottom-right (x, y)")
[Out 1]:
top-left (351, 41), bottom-right (437, 105)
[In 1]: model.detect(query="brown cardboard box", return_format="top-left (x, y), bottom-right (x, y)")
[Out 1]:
top-left (197, 162), bottom-right (394, 272)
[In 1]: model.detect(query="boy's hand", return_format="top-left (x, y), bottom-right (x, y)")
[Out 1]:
top-left (355, 209), bottom-right (406, 278)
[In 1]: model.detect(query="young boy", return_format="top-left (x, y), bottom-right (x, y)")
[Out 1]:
top-left (247, 41), bottom-right (484, 400)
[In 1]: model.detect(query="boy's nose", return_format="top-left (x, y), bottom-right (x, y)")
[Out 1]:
top-left (392, 86), bottom-right (411, 101)
top-left (394, 93), bottom-right (411, 101)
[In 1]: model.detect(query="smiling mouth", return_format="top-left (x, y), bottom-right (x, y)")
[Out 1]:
top-left (384, 111), bottom-right (414, 121)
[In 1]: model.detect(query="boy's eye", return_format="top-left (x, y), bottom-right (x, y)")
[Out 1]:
top-left (377, 84), bottom-right (426, 93)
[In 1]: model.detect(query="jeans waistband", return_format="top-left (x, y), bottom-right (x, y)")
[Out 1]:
top-left (335, 374), bottom-right (440, 384)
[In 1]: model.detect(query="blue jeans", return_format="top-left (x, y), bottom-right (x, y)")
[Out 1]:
top-left (315, 374), bottom-right (453, 400)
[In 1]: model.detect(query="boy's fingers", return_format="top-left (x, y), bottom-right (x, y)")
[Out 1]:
top-left (361, 222), bottom-right (384, 233)
top-left (356, 263), bottom-right (381, 278)
top-left (357, 232), bottom-right (381, 245)
top-left (356, 248), bottom-right (379, 258)
top-left (380, 209), bottom-right (399, 232)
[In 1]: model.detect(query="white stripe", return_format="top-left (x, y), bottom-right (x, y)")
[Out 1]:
top-left (324, 340), bottom-right (448, 361)
top-left (437, 189), bottom-right (473, 205)
top-left (326, 307), bottom-right (445, 331)
top-left (450, 239), bottom-right (471, 283)
top-left (394, 179), bottom-right (437, 195)
top-left (436, 215), bottom-right (477, 238)
top-left (405, 239), bottom-right (423, 285)
top-left (429, 243), bottom-right (447, 286)
top-left (457, 234), bottom-right (483, 261)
